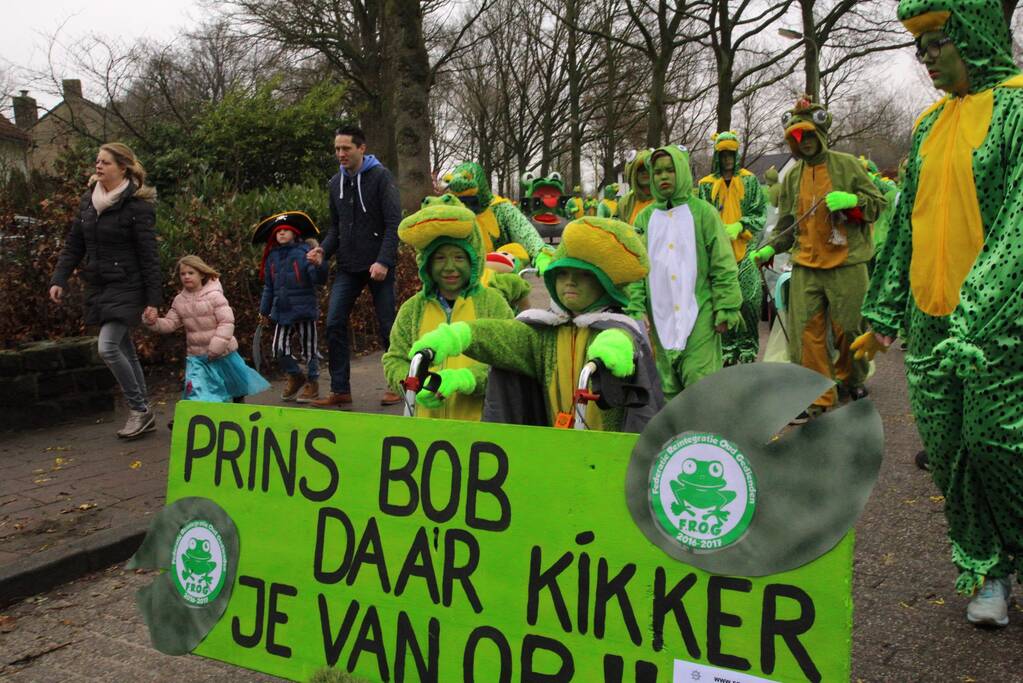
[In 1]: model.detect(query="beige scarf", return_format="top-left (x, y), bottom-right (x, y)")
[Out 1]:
top-left (92, 178), bottom-right (130, 215)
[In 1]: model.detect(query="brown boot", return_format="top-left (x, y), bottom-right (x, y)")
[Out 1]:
top-left (281, 373), bottom-right (305, 401)
top-left (295, 380), bottom-right (320, 404)
top-left (381, 390), bottom-right (402, 406)
top-left (310, 392), bottom-right (353, 409)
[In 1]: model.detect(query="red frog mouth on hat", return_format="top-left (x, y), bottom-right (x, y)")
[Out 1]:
top-left (532, 186), bottom-right (561, 224)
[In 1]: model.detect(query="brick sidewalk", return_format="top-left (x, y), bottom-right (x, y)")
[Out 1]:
top-left (0, 351), bottom-right (402, 575)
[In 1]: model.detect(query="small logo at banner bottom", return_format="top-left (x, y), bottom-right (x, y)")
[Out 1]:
top-left (673, 659), bottom-right (780, 683)
top-left (171, 519), bottom-right (227, 607)
top-left (649, 432), bottom-right (756, 551)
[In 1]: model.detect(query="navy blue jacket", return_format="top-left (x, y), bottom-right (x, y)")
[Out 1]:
top-left (320, 155), bottom-right (402, 273)
top-left (259, 242), bottom-right (326, 325)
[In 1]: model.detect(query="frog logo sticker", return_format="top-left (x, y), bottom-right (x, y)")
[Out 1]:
top-left (171, 520), bottom-right (227, 606)
top-left (649, 433), bottom-right (756, 551)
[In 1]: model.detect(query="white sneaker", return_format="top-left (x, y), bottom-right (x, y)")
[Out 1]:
top-left (967, 576), bottom-right (1011, 627)
top-left (117, 408), bottom-right (156, 439)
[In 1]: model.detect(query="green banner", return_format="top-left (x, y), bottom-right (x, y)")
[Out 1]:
top-left (162, 400), bottom-right (851, 682)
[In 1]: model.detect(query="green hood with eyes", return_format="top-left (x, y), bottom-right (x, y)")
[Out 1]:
top-left (897, 0), bottom-right (1019, 92)
top-left (648, 145), bottom-right (693, 209)
top-left (781, 98), bottom-right (832, 163)
top-left (398, 194), bottom-right (484, 296)
top-left (443, 161), bottom-right (494, 209)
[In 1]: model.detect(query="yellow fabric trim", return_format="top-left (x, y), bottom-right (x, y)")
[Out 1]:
top-left (562, 219), bottom-right (648, 284)
top-left (548, 326), bottom-right (602, 430)
top-left (710, 177), bottom-right (750, 261)
top-left (628, 198), bottom-right (652, 225)
top-left (714, 139), bottom-right (739, 152)
top-left (910, 76), bottom-right (1023, 315)
top-left (399, 215), bottom-right (475, 250)
top-left (793, 163), bottom-right (847, 268)
top-left (784, 120), bottom-right (817, 139)
top-left (417, 297), bottom-right (483, 421)
top-left (499, 242), bottom-right (528, 262)
top-left (901, 10), bottom-right (950, 37)
top-left (476, 206), bottom-right (502, 254)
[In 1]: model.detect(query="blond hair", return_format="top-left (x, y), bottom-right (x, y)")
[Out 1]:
top-left (177, 255), bottom-right (220, 283)
top-left (91, 142), bottom-right (157, 202)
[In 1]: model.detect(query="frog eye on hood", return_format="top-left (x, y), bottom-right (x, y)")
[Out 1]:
top-left (189, 539), bottom-right (198, 550)
top-left (781, 111), bottom-right (793, 127)
top-left (812, 109), bottom-right (828, 125)
top-left (626, 149), bottom-right (638, 163)
top-left (708, 461), bottom-right (724, 478)
top-left (201, 540), bottom-right (210, 552)
top-left (420, 197), bottom-right (431, 208)
top-left (521, 171), bottom-right (536, 186)
top-left (462, 170), bottom-right (473, 180)
top-left (682, 458), bottom-right (698, 475)
top-left (442, 194), bottom-right (455, 203)
top-left (549, 172), bottom-right (562, 183)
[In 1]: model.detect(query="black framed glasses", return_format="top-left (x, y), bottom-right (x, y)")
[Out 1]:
top-left (915, 36), bottom-right (953, 62)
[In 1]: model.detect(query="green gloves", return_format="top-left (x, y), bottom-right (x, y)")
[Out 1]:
top-left (825, 191), bottom-right (858, 211)
top-left (409, 321), bottom-right (472, 365)
top-left (850, 331), bottom-right (889, 361)
top-left (751, 245), bottom-right (775, 265)
top-left (724, 222), bottom-right (743, 240)
top-left (416, 367), bottom-right (477, 408)
top-left (534, 249), bottom-right (554, 274)
top-left (715, 309), bottom-right (743, 331)
top-left (586, 328), bottom-right (635, 378)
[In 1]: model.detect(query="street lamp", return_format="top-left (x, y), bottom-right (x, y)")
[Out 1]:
top-left (778, 26), bottom-right (820, 100)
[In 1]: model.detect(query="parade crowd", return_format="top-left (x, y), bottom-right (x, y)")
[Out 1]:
top-left (46, 0), bottom-right (1023, 631)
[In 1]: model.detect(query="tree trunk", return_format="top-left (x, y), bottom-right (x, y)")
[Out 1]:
top-left (360, 93), bottom-right (398, 173)
top-left (388, 0), bottom-right (434, 213)
top-left (566, 0), bottom-right (583, 187)
top-left (800, 0), bottom-right (820, 101)
top-left (647, 57), bottom-right (668, 147)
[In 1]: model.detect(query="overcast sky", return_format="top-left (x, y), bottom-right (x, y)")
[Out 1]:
top-left (1, 0), bottom-right (204, 111)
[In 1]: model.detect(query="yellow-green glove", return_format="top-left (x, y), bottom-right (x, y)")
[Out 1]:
top-left (416, 391), bottom-right (444, 409)
top-left (434, 367), bottom-right (477, 397)
top-left (409, 321), bottom-right (472, 365)
top-left (751, 245), bottom-right (775, 265)
top-left (851, 331), bottom-right (889, 361)
top-left (534, 249), bottom-right (555, 274)
top-left (825, 191), bottom-right (858, 211)
top-left (586, 328), bottom-right (635, 378)
top-left (724, 222), bottom-right (743, 240)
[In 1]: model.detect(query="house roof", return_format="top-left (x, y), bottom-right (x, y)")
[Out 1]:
top-left (0, 114), bottom-right (30, 145)
top-left (746, 152), bottom-right (791, 179)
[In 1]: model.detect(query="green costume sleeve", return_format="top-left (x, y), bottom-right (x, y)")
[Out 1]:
top-left (624, 206), bottom-right (654, 319)
top-left (492, 202), bottom-right (547, 260)
top-left (694, 201), bottom-right (742, 313)
top-left (463, 288), bottom-right (517, 393)
top-left (739, 174), bottom-right (767, 240)
top-left (697, 180), bottom-right (713, 204)
top-left (382, 295), bottom-right (426, 394)
top-left (489, 272), bottom-right (532, 308)
top-left (463, 318), bottom-right (547, 380)
top-left (840, 156), bottom-right (887, 224)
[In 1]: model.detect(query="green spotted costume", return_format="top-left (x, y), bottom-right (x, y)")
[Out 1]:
top-left (698, 131), bottom-right (767, 365)
top-left (862, 0), bottom-right (1023, 594)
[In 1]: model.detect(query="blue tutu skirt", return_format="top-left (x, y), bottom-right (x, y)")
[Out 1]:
top-left (184, 352), bottom-right (271, 402)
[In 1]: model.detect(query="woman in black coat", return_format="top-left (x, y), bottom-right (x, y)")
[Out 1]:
top-left (49, 143), bottom-right (162, 439)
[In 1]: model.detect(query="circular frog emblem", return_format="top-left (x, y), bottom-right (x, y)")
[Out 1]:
top-left (648, 433), bottom-right (756, 552)
top-left (171, 520), bottom-right (227, 606)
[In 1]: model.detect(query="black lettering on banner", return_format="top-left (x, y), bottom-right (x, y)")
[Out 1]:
top-left (262, 428), bottom-right (297, 495)
top-left (347, 604), bottom-right (390, 681)
top-left (347, 516), bottom-right (391, 592)
top-left (395, 526), bottom-right (441, 604)
top-left (314, 507), bottom-right (355, 584)
top-left (605, 657), bottom-right (660, 683)
top-left (318, 596), bottom-right (359, 667)
top-left (395, 611), bottom-right (440, 683)
top-left (760, 584), bottom-right (820, 683)
top-left (651, 567), bottom-right (700, 657)
top-left (443, 528), bottom-right (484, 613)
top-left (301, 428), bottom-right (340, 502)
top-left (380, 436), bottom-right (420, 516)
top-left (266, 582), bottom-right (297, 658)
top-left (422, 440), bottom-right (461, 523)
top-left (466, 441), bottom-right (511, 531)
top-left (576, 532), bottom-right (594, 635)
top-left (247, 413), bottom-right (261, 489)
top-left (521, 634), bottom-right (575, 682)
top-left (462, 626), bottom-right (512, 683)
top-left (594, 558), bottom-right (641, 646)
top-left (184, 415), bottom-right (216, 482)
top-left (706, 576), bottom-right (752, 671)
top-left (231, 575), bottom-right (265, 648)
top-left (527, 546), bottom-right (573, 632)
top-left (215, 420), bottom-right (245, 487)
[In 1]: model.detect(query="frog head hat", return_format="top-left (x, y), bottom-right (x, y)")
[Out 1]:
top-left (602, 183), bottom-right (620, 200)
top-left (485, 242), bottom-right (529, 274)
top-left (543, 216), bottom-right (649, 312)
top-left (398, 194), bottom-right (485, 297)
top-left (898, 0), bottom-right (1018, 93)
top-left (442, 161), bottom-right (493, 214)
top-left (710, 130), bottom-right (743, 175)
top-left (520, 171), bottom-right (568, 227)
top-left (781, 97), bottom-right (832, 162)
top-left (625, 149), bottom-right (654, 199)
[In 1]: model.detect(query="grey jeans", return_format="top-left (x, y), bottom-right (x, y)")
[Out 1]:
top-left (97, 321), bottom-right (148, 412)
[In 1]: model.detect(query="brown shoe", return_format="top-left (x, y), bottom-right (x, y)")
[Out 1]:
top-left (295, 380), bottom-right (320, 403)
top-left (281, 373), bottom-right (305, 401)
top-left (310, 392), bottom-right (353, 409)
top-left (381, 390), bottom-right (402, 406)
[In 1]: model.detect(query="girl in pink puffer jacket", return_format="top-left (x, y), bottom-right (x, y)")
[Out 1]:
top-left (144, 255), bottom-right (269, 402)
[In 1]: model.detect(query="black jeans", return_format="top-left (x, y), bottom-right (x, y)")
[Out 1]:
top-left (325, 268), bottom-right (396, 393)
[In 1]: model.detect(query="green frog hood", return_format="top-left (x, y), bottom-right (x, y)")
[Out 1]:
top-left (398, 194), bottom-right (485, 296)
top-left (649, 145), bottom-right (693, 209)
top-left (544, 217), bottom-right (649, 309)
top-left (709, 130), bottom-right (744, 175)
top-left (898, 0), bottom-right (1019, 92)
top-left (443, 162), bottom-right (494, 211)
top-left (625, 149), bottom-right (653, 199)
top-left (781, 97), bottom-right (831, 163)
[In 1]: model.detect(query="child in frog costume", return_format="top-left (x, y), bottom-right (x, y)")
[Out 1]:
top-left (628, 144), bottom-right (743, 398)
top-left (443, 161), bottom-right (548, 264)
top-left (763, 166), bottom-right (782, 208)
top-left (698, 131), bottom-right (768, 365)
top-left (860, 156), bottom-right (900, 255)
top-left (616, 149), bottom-right (654, 225)
top-left (596, 184), bottom-right (619, 218)
top-left (409, 217), bottom-right (664, 433)
top-left (381, 195), bottom-right (514, 420)
top-left (853, 0), bottom-right (1023, 628)
top-left (566, 185), bottom-right (585, 220)
top-left (751, 99), bottom-right (885, 416)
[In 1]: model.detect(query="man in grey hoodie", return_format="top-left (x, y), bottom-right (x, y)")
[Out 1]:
top-left (308, 125), bottom-right (403, 408)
